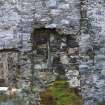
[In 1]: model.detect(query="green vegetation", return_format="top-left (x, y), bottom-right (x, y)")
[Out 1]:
top-left (0, 96), bottom-right (7, 102)
top-left (40, 80), bottom-right (83, 105)
top-left (98, 101), bottom-right (105, 105)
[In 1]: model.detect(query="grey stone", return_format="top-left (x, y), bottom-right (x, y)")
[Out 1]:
top-left (0, 0), bottom-right (105, 105)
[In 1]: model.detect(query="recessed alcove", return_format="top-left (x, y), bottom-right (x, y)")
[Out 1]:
top-left (31, 28), bottom-right (60, 71)
top-left (31, 28), bottom-right (79, 74)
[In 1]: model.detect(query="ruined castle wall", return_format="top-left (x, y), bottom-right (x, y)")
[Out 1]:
top-left (1, 0), bottom-right (105, 105)
top-left (0, 0), bottom-right (80, 94)
top-left (80, 0), bottom-right (105, 104)
top-left (0, 0), bottom-right (80, 50)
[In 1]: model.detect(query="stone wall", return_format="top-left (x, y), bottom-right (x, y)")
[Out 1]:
top-left (0, 52), bottom-right (31, 88)
top-left (0, 0), bottom-right (80, 50)
top-left (80, 0), bottom-right (105, 105)
top-left (1, 0), bottom-right (105, 105)
top-left (0, 52), bottom-right (18, 86)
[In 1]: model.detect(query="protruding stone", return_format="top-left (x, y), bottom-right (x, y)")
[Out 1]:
top-left (61, 19), bottom-right (69, 25)
top-left (58, 4), bottom-right (70, 9)
top-left (47, 0), bottom-right (57, 8)
top-left (45, 24), bottom-right (57, 28)
top-left (50, 9), bottom-right (62, 16)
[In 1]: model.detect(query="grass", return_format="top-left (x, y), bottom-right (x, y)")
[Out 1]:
top-left (0, 96), bottom-right (7, 102)
top-left (40, 80), bottom-right (83, 105)
top-left (98, 101), bottom-right (105, 105)
top-left (0, 94), bottom-right (16, 103)
top-left (0, 78), bottom-right (83, 105)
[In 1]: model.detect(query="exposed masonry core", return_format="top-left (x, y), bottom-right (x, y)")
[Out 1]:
top-left (0, 28), bottom-right (80, 89)
top-left (0, 28), bottom-right (80, 105)
top-left (31, 28), bottom-right (80, 87)
top-left (0, 52), bottom-right (19, 87)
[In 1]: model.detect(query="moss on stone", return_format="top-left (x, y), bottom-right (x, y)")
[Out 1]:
top-left (40, 80), bottom-right (83, 105)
